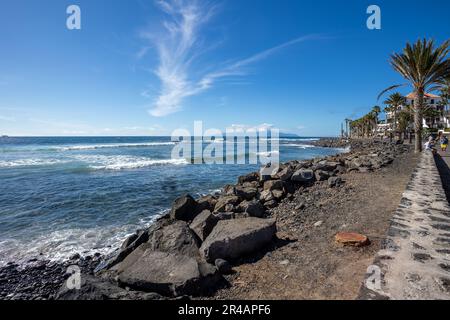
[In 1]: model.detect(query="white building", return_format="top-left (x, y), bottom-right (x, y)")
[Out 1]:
top-left (385, 92), bottom-right (450, 131)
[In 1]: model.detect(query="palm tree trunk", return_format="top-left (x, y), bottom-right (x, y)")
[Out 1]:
top-left (393, 110), bottom-right (397, 140)
top-left (415, 89), bottom-right (424, 152)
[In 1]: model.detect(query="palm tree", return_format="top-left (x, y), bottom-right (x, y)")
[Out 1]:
top-left (384, 93), bottom-right (406, 139)
top-left (379, 39), bottom-right (450, 152)
top-left (440, 78), bottom-right (450, 128)
top-left (372, 106), bottom-right (381, 126)
top-left (398, 109), bottom-right (412, 140)
top-left (350, 119), bottom-right (363, 138)
top-left (371, 106), bottom-right (381, 137)
top-left (423, 107), bottom-right (441, 129)
top-left (440, 78), bottom-right (450, 105)
top-left (345, 118), bottom-right (352, 138)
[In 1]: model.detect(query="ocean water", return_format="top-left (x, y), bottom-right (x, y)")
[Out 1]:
top-left (0, 136), bottom-right (343, 266)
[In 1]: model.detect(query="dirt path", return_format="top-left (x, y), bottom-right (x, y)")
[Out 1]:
top-left (211, 149), bottom-right (419, 300)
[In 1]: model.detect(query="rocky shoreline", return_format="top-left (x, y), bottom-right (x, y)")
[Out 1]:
top-left (310, 138), bottom-right (351, 148)
top-left (0, 256), bottom-right (100, 300)
top-left (0, 138), bottom-right (411, 300)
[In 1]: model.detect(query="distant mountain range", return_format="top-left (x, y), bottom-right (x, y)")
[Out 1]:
top-left (279, 132), bottom-right (301, 138)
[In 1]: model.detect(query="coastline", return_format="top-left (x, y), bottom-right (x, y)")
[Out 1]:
top-left (212, 141), bottom-right (418, 299)
top-left (0, 138), bottom-right (414, 300)
top-left (0, 136), bottom-right (340, 266)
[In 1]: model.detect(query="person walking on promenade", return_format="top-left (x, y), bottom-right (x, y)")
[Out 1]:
top-left (425, 136), bottom-right (436, 153)
top-left (441, 135), bottom-right (448, 152)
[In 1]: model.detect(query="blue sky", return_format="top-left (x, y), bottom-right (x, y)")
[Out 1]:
top-left (0, 0), bottom-right (449, 137)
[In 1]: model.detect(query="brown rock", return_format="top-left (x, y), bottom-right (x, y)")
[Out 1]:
top-left (238, 172), bottom-right (259, 184)
top-left (196, 195), bottom-right (218, 213)
top-left (335, 232), bottom-right (370, 247)
top-left (263, 180), bottom-right (283, 191)
top-left (199, 218), bottom-right (277, 262)
top-left (170, 194), bottom-right (198, 221)
top-left (189, 210), bottom-right (219, 241)
top-left (214, 196), bottom-right (240, 212)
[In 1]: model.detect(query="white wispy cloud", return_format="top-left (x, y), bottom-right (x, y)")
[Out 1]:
top-left (141, 0), bottom-right (327, 117)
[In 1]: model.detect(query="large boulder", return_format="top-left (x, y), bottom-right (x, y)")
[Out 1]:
top-left (222, 185), bottom-right (236, 196)
top-left (242, 181), bottom-right (259, 188)
top-left (237, 200), bottom-right (265, 218)
top-left (170, 194), bottom-right (198, 221)
top-left (57, 275), bottom-right (162, 300)
top-left (224, 185), bottom-right (257, 201)
top-left (234, 186), bottom-right (258, 200)
top-left (214, 196), bottom-right (240, 213)
top-left (282, 181), bottom-right (296, 195)
top-left (347, 158), bottom-right (363, 170)
top-left (272, 189), bottom-right (285, 200)
top-left (315, 170), bottom-right (331, 181)
top-left (264, 200), bottom-right (278, 209)
top-left (196, 195), bottom-right (217, 213)
top-left (263, 180), bottom-right (283, 192)
top-left (148, 220), bottom-right (200, 258)
top-left (275, 166), bottom-right (294, 181)
top-left (291, 169), bottom-right (315, 183)
top-left (189, 210), bottom-right (219, 241)
top-left (313, 160), bottom-right (340, 171)
top-left (95, 216), bottom-right (172, 273)
top-left (328, 176), bottom-right (343, 188)
top-left (215, 259), bottom-right (232, 274)
top-left (259, 190), bottom-right (274, 203)
top-left (199, 218), bottom-right (277, 262)
top-left (238, 172), bottom-right (259, 184)
top-left (115, 249), bottom-right (221, 297)
top-left (213, 211), bottom-right (235, 220)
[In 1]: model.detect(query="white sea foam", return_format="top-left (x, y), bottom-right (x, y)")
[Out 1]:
top-left (0, 209), bottom-right (170, 267)
top-left (0, 223), bottom-right (151, 267)
top-left (71, 155), bottom-right (188, 171)
top-left (91, 158), bottom-right (188, 170)
top-left (340, 146), bottom-right (351, 153)
top-left (0, 158), bottom-right (68, 168)
top-left (256, 151), bottom-right (280, 157)
top-left (282, 143), bottom-right (315, 149)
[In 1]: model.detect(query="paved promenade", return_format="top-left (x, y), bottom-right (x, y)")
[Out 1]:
top-left (360, 151), bottom-right (450, 300)
top-left (435, 149), bottom-right (450, 204)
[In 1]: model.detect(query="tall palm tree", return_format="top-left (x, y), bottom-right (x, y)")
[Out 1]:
top-left (345, 118), bottom-right (352, 138)
top-left (372, 105), bottom-right (381, 124)
top-left (379, 39), bottom-right (450, 152)
top-left (440, 78), bottom-right (450, 105)
top-left (351, 119), bottom-right (363, 138)
top-left (372, 105), bottom-right (381, 133)
top-left (440, 78), bottom-right (450, 128)
top-left (398, 109), bottom-right (412, 140)
top-left (384, 92), bottom-right (406, 138)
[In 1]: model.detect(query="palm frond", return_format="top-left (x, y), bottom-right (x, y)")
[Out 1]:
top-left (377, 84), bottom-right (406, 101)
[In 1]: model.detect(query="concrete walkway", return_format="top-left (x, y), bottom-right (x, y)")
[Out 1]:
top-left (435, 150), bottom-right (450, 204)
top-left (359, 151), bottom-right (450, 300)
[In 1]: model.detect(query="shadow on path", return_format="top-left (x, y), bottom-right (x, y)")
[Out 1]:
top-left (434, 151), bottom-right (450, 204)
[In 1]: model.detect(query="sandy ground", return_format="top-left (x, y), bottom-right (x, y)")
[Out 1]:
top-left (210, 147), bottom-right (419, 300)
